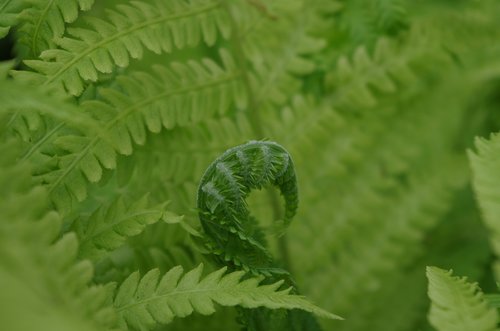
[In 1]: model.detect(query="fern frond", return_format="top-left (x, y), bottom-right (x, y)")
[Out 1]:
top-left (95, 50), bottom-right (245, 131)
top-left (113, 264), bottom-right (340, 331)
top-left (16, 0), bottom-right (95, 57)
top-left (19, 0), bottom-right (230, 95)
top-left (0, 73), bottom-right (105, 142)
top-left (197, 140), bottom-right (298, 274)
top-left (29, 52), bottom-right (242, 214)
top-left (73, 195), bottom-right (176, 262)
top-left (469, 133), bottom-right (500, 279)
top-left (227, 0), bottom-right (324, 115)
top-left (426, 267), bottom-right (498, 331)
top-left (0, 140), bottom-right (117, 331)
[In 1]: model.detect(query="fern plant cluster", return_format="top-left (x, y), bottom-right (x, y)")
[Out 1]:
top-left (2, 0), bottom-right (500, 330)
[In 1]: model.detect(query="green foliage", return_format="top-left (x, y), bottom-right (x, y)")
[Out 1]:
top-left (73, 195), bottom-right (172, 262)
top-left (2, 0), bottom-right (500, 330)
top-left (17, 0), bottom-right (230, 95)
top-left (427, 267), bottom-right (498, 331)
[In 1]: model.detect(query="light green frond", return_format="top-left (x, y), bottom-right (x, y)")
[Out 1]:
top-left (113, 263), bottom-right (341, 331)
top-left (16, 0), bottom-right (95, 57)
top-left (426, 267), bottom-right (498, 331)
top-left (27, 52), bottom-right (242, 214)
top-left (469, 133), bottom-right (500, 279)
top-left (95, 50), bottom-right (245, 131)
top-left (0, 141), bottom-right (117, 331)
top-left (19, 0), bottom-right (230, 95)
top-left (0, 73), bottom-right (103, 141)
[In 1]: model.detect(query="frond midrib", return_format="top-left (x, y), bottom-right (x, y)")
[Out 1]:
top-left (115, 281), bottom-right (282, 312)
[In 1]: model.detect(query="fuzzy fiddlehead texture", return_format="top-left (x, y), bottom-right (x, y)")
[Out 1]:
top-left (197, 140), bottom-right (297, 275)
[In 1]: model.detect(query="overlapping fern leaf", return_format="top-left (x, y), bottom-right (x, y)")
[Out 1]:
top-left (28, 51), bottom-right (242, 214)
top-left (469, 133), bottom-right (500, 279)
top-left (426, 267), bottom-right (499, 331)
top-left (113, 263), bottom-right (340, 331)
top-left (0, 140), bottom-right (117, 331)
top-left (0, 0), bottom-right (27, 38)
top-left (16, 0), bottom-right (230, 95)
top-left (16, 0), bottom-right (95, 58)
top-left (73, 195), bottom-right (176, 262)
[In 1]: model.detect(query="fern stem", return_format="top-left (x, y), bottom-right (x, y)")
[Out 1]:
top-left (267, 188), bottom-right (292, 272)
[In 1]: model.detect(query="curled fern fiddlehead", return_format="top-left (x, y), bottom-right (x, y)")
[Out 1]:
top-left (197, 140), bottom-right (298, 276)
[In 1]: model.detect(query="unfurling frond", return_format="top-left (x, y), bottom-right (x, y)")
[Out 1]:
top-left (426, 267), bottom-right (498, 331)
top-left (197, 140), bottom-right (298, 274)
top-left (114, 264), bottom-right (341, 331)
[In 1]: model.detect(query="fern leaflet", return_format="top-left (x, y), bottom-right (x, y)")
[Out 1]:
top-left (427, 266), bottom-right (498, 331)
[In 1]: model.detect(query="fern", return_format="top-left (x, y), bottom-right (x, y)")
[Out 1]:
top-left (113, 263), bottom-right (340, 331)
top-left (29, 51), bottom-right (243, 214)
top-left (0, 0), bottom-right (26, 38)
top-left (469, 134), bottom-right (500, 279)
top-left (3, 0), bottom-right (500, 330)
top-left (16, 0), bottom-right (95, 57)
top-left (0, 140), bottom-right (117, 331)
top-left (197, 140), bottom-right (297, 274)
top-left (73, 195), bottom-right (175, 262)
top-left (426, 267), bottom-right (498, 331)
top-left (18, 0), bottom-right (230, 95)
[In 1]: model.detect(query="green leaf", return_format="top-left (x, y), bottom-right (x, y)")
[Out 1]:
top-left (114, 264), bottom-right (341, 331)
top-left (74, 195), bottom-right (172, 261)
top-left (427, 267), bottom-right (498, 331)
